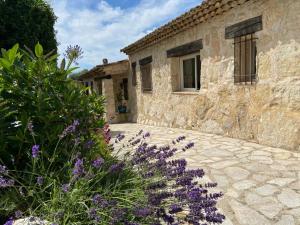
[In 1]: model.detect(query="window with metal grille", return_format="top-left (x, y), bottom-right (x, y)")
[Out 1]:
top-left (234, 34), bottom-right (257, 84)
top-left (140, 63), bottom-right (152, 92)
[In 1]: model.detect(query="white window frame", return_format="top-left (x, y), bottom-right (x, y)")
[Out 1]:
top-left (180, 53), bottom-right (199, 91)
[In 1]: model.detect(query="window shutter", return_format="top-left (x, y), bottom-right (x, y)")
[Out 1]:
top-left (141, 63), bottom-right (152, 92)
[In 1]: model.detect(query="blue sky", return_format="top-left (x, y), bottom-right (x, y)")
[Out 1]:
top-left (48, 0), bottom-right (201, 69)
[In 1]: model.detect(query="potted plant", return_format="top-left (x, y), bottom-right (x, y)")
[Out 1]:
top-left (116, 90), bottom-right (127, 113)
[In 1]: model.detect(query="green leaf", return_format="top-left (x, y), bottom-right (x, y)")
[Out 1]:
top-left (66, 67), bottom-right (80, 74)
top-left (8, 43), bottom-right (19, 62)
top-left (35, 42), bottom-right (43, 57)
top-left (60, 58), bottom-right (66, 70)
top-left (46, 54), bottom-right (58, 62)
top-left (0, 58), bottom-right (12, 69)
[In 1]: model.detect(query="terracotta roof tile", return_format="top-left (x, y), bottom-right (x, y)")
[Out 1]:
top-left (121, 0), bottom-right (250, 55)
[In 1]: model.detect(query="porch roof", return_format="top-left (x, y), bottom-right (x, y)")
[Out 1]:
top-left (121, 0), bottom-right (250, 55)
top-left (78, 60), bottom-right (129, 80)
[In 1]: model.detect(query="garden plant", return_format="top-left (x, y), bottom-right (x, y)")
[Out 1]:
top-left (0, 44), bottom-right (225, 225)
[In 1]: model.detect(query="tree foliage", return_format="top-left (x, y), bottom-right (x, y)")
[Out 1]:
top-left (0, 0), bottom-right (57, 54)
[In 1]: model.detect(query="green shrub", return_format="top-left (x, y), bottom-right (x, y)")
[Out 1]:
top-left (0, 43), bottom-right (105, 183)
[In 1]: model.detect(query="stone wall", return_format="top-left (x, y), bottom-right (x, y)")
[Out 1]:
top-left (127, 0), bottom-right (300, 151)
top-left (102, 79), bottom-right (117, 123)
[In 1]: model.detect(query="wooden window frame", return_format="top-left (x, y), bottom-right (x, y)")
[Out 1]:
top-left (180, 53), bottom-right (201, 91)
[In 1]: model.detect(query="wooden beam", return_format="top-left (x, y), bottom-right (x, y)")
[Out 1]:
top-left (139, 56), bottom-right (153, 65)
top-left (225, 15), bottom-right (262, 39)
top-left (94, 75), bottom-right (112, 81)
top-left (166, 39), bottom-right (203, 58)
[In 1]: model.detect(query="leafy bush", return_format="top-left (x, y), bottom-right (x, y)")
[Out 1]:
top-left (0, 43), bottom-right (105, 172)
top-left (0, 43), bottom-right (106, 221)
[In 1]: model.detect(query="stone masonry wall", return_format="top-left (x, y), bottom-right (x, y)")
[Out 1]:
top-left (127, 0), bottom-right (300, 151)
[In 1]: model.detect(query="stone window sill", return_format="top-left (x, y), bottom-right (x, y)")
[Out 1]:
top-left (142, 91), bottom-right (152, 94)
top-left (172, 91), bottom-right (200, 96)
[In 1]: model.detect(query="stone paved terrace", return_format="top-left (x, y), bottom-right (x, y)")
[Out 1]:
top-left (111, 123), bottom-right (300, 225)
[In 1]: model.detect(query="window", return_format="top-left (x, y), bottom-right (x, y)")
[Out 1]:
top-left (139, 56), bottom-right (153, 92)
top-left (131, 62), bottom-right (137, 86)
top-left (225, 16), bottom-right (262, 84)
top-left (140, 64), bottom-right (152, 91)
top-left (234, 34), bottom-right (257, 84)
top-left (180, 54), bottom-right (201, 91)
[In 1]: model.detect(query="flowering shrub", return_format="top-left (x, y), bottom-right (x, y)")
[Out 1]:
top-left (0, 43), bottom-right (105, 180)
top-left (1, 124), bottom-right (225, 225)
top-left (112, 131), bottom-right (225, 224)
top-left (0, 43), bottom-right (104, 223)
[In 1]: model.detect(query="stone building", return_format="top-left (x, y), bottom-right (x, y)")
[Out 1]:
top-left (77, 59), bottom-right (130, 123)
top-left (121, 0), bottom-right (300, 151)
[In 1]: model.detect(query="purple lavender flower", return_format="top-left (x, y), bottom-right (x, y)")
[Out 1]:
top-left (176, 136), bottom-right (186, 142)
top-left (0, 176), bottom-right (14, 188)
top-left (169, 204), bottom-right (182, 214)
top-left (4, 217), bottom-right (14, 225)
top-left (89, 208), bottom-right (101, 222)
top-left (15, 210), bottom-right (23, 218)
top-left (182, 142), bottom-right (195, 151)
top-left (92, 157), bottom-right (104, 169)
top-left (62, 183), bottom-right (70, 193)
top-left (72, 158), bottom-right (85, 176)
top-left (31, 145), bottom-right (40, 158)
top-left (143, 132), bottom-right (150, 138)
top-left (134, 207), bottom-right (152, 217)
top-left (59, 120), bottom-right (80, 139)
top-left (37, 176), bottom-right (44, 186)
top-left (92, 194), bottom-right (109, 207)
top-left (84, 140), bottom-right (95, 149)
top-left (115, 133), bottom-right (125, 143)
top-left (109, 162), bottom-right (125, 173)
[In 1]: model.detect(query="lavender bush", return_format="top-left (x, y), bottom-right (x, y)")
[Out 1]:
top-left (111, 130), bottom-right (225, 225)
top-left (1, 123), bottom-right (224, 225)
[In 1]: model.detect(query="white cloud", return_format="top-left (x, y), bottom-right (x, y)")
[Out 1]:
top-left (50, 0), bottom-right (200, 69)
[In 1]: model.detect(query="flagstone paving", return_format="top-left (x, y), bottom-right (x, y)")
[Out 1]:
top-left (111, 123), bottom-right (300, 225)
